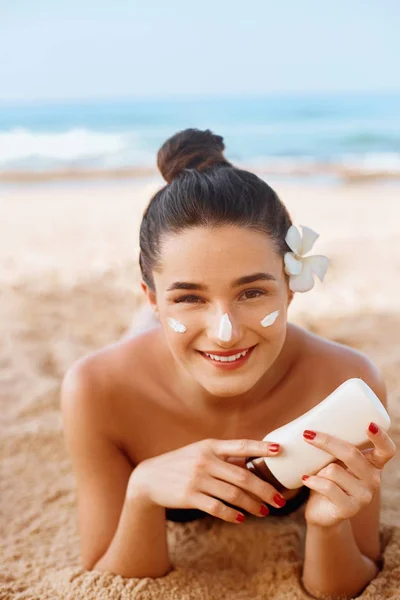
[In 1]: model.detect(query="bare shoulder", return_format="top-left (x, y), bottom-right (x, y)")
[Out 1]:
top-left (294, 324), bottom-right (387, 407)
top-left (64, 324), bottom-right (163, 387)
top-left (60, 346), bottom-right (116, 448)
top-left (61, 326), bottom-right (167, 438)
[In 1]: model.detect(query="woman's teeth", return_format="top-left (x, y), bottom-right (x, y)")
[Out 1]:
top-left (203, 348), bottom-right (250, 362)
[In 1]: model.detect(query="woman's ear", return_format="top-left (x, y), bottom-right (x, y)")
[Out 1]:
top-left (140, 282), bottom-right (159, 317)
top-left (287, 288), bottom-right (294, 307)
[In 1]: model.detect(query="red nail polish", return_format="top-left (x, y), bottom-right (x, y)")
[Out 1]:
top-left (303, 430), bottom-right (316, 440)
top-left (269, 444), bottom-right (280, 452)
top-left (236, 513), bottom-right (245, 522)
top-left (260, 505), bottom-right (270, 516)
top-left (273, 494), bottom-right (286, 507)
top-left (369, 422), bottom-right (379, 434)
top-left (302, 475), bottom-right (310, 481)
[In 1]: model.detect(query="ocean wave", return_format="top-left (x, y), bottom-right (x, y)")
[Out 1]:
top-left (0, 127), bottom-right (126, 165)
top-left (0, 127), bottom-right (153, 169)
top-left (3, 123), bottom-right (400, 169)
top-left (0, 127), bottom-right (400, 181)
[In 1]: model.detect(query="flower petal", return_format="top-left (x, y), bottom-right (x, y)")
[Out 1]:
top-left (289, 261), bottom-right (315, 293)
top-left (299, 226), bottom-right (319, 255)
top-left (284, 252), bottom-right (303, 275)
top-left (302, 254), bottom-right (329, 282)
top-left (285, 225), bottom-right (302, 255)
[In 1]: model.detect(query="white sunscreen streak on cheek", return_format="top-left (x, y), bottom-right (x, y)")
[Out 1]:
top-left (260, 310), bottom-right (280, 328)
top-left (218, 313), bottom-right (232, 342)
top-left (168, 317), bottom-right (187, 333)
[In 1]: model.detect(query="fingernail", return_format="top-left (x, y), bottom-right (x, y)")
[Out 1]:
top-left (269, 444), bottom-right (280, 452)
top-left (260, 505), bottom-right (270, 516)
top-left (369, 422), bottom-right (379, 434)
top-left (236, 513), bottom-right (245, 523)
top-left (273, 494), bottom-right (286, 507)
top-left (303, 430), bottom-right (316, 440)
top-left (302, 475), bottom-right (310, 481)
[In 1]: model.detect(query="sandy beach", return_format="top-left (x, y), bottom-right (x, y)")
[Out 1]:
top-left (1, 177), bottom-right (399, 598)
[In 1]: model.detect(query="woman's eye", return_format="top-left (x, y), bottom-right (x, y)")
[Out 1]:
top-left (174, 295), bottom-right (203, 303)
top-left (242, 289), bottom-right (265, 300)
top-left (174, 290), bottom-right (266, 303)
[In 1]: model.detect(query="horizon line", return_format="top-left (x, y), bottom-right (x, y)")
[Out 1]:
top-left (1, 87), bottom-right (400, 107)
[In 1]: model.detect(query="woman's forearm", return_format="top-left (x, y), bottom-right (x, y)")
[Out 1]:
top-left (302, 520), bottom-right (380, 599)
top-left (93, 487), bottom-right (171, 579)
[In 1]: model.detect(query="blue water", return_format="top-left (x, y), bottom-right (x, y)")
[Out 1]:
top-left (0, 92), bottom-right (399, 174)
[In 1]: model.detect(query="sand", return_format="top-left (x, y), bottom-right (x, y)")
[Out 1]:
top-left (1, 177), bottom-right (399, 599)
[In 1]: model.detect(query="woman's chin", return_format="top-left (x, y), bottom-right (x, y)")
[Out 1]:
top-left (196, 373), bottom-right (260, 399)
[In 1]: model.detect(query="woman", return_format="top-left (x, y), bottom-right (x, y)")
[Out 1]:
top-left (61, 129), bottom-right (396, 598)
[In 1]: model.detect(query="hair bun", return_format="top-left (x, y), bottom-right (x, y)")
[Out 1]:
top-left (157, 128), bottom-right (232, 183)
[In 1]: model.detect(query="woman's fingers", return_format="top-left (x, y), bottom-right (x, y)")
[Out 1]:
top-left (303, 430), bottom-right (373, 481)
top-left (188, 438), bottom-right (286, 522)
top-left (303, 425), bottom-right (396, 482)
top-left (365, 422), bottom-right (397, 469)
top-left (314, 462), bottom-right (375, 504)
top-left (189, 492), bottom-right (248, 523)
top-left (208, 456), bottom-right (286, 510)
top-left (197, 476), bottom-right (270, 518)
top-left (225, 456), bottom-right (247, 468)
top-left (208, 438), bottom-right (280, 460)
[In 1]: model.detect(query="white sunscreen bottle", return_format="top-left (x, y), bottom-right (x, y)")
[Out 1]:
top-left (246, 378), bottom-right (391, 490)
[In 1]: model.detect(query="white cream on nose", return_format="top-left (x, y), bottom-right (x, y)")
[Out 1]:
top-left (218, 313), bottom-right (233, 342)
top-left (260, 310), bottom-right (280, 328)
top-left (168, 317), bottom-right (187, 333)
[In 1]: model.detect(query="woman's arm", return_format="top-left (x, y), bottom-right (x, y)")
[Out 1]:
top-left (302, 519), bottom-right (379, 599)
top-left (93, 484), bottom-right (171, 578)
top-left (299, 346), bottom-right (394, 598)
top-left (61, 362), bottom-right (171, 578)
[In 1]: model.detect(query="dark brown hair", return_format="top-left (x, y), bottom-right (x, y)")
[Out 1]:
top-left (139, 128), bottom-right (292, 290)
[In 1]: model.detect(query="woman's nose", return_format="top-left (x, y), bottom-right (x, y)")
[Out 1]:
top-left (218, 313), bottom-right (232, 342)
top-left (209, 311), bottom-right (240, 346)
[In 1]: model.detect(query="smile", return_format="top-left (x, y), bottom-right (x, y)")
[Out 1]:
top-left (198, 345), bottom-right (257, 369)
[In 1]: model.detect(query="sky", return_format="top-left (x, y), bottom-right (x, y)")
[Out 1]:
top-left (1, 0), bottom-right (400, 102)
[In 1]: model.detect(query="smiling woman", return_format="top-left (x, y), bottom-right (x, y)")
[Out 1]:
top-left (144, 223), bottom-right (291, 399)
top-left (61, 128), bottom-right (396, 597)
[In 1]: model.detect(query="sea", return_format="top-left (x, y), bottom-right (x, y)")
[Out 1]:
top-left (1, 92), bottom-right (400, 182)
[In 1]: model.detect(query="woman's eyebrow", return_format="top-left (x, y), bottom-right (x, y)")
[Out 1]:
top-left (166, 272), bottom-right (277, 292)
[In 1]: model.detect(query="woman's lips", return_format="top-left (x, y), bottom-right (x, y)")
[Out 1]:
top-left (198, 346), bottom-right (253, 357)
top-left (198, 345), bottom-right (256, 370)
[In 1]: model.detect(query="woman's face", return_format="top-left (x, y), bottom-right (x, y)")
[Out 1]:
top-left (145, 225), bottom-right (293, 398)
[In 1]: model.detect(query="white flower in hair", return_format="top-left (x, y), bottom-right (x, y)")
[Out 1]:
top-left (284, 225), bottom-right (329, 293)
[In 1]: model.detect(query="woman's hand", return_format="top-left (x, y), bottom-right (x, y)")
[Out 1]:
top-left (127, 438), bottom-right (285, 523)
top-left (301, 422), bottom-right (397, 528)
